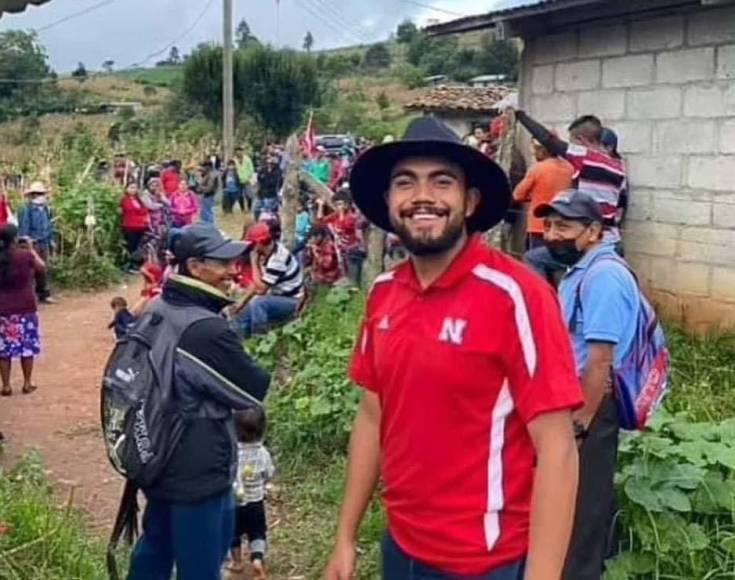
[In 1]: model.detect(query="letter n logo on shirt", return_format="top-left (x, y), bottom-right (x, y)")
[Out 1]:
top-left (439, 318), bottom-right (467, 346)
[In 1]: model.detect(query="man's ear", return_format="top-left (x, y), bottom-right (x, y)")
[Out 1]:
top-left (465, 187), bottom-right (481, 219)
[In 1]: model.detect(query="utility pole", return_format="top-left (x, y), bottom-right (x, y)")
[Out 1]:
top-left (222, 0), bottom-right (235, 163)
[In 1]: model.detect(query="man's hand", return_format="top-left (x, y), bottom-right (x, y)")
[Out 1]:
top-left (324, 540), bottom-right (356, 580)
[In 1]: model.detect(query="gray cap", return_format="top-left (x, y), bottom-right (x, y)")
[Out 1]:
top-left (173, 224), bottom-right (248, 262)
top-left (534, 189), bottom-right (604, 223)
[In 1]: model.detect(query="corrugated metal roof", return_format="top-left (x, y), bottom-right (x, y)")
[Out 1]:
top-left (0, 0), bottom-right (52, 18)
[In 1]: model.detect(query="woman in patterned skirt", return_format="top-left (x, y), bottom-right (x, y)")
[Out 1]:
top-left (0, 223), bottom-right (45, 397)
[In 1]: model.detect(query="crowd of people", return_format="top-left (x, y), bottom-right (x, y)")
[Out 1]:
top-left (1, 101), bottom-right (666, 580)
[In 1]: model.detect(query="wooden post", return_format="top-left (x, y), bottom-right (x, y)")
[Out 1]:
top-left (364, 225), bottom-right (386, 287)
top-left (281, 134), bottom-right (303, 248)
top-left (487, 109), bottom-right (518, 253)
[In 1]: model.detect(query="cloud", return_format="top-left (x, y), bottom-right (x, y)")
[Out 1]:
top-left (0, 0), bottom-right (506, 72)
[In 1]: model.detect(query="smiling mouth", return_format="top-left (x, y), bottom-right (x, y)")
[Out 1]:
top-left (400, 207), bottom-right (450, 221)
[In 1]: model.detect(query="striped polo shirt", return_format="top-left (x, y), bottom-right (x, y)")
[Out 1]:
top-left (262, 242), bottom-right (304, 298)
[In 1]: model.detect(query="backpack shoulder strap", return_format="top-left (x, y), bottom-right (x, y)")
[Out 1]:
top-left (568, 255), bottom-right (634, 331)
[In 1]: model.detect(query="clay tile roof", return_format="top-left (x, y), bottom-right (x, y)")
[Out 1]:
top-left (405, 85), bottom-right (514, 113)
top-left (0, 0), bottom-right (51, 18)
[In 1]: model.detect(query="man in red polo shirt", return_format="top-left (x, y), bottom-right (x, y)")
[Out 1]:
top-left (324, 117), bottom-right (583, 580)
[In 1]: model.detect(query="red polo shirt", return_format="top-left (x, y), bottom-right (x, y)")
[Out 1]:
top-left (349, 235), bottom-right (582, 576)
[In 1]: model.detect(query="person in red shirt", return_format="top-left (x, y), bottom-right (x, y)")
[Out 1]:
top-left (305, 226), bottom-right (340, 285)
top-left (317, 190), bottom-right (365, 286)
top-left (324, 117), bottom-right (583, 580)
top-left (160, 161), bottom-right (181, 197)
top-left (0, 187), bottom-right (11, 227)
top-left (119, 182), bottom-right (149, 272)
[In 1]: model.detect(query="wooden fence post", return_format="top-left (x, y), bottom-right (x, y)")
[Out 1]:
top-left (281, 134), bottom-right (303, 248)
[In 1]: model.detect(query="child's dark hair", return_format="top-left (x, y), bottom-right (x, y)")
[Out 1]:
top-left (234, 407), bottom-right (266, 443)
top-left (110, 296), bottom-right (128, 310)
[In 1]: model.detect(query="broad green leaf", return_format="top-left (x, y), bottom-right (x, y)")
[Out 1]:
top-left (658, 487), bottom-right (691, 512)
top-left (625, 478), bottom-right (662, 511)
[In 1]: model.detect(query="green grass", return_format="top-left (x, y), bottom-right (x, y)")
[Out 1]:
top-left (0, 451), bottom-right (111, 580)
top-left (115, 66), bottom-right (183, 88)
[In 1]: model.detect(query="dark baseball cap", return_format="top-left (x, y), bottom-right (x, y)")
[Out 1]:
top-left (173, 224), bottom-right (248, 262)
top-left (534, 189), bottom-right (604, 222)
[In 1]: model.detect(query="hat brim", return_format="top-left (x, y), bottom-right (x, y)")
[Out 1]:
top-left (349, 140), bottom-right (510, 233)
top-left (534, 202), bottom-right (596, 221)
top-left (204, 241), bottom-right (249, 260)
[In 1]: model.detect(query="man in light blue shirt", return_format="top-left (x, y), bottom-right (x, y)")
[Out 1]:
top-left (535, 189), bottom-right (640, 580)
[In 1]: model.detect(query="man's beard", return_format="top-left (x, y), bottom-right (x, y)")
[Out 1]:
top-left (391, 211), bottom-right (466, 257)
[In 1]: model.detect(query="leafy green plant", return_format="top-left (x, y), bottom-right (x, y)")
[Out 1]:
top-left (606, 411), bottom-right (735, 579)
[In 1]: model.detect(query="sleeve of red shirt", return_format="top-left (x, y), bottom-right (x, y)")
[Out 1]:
top-left (505, 280), bottom-right (583, 424)
top-left (348, 296), bottom-right (379, 393)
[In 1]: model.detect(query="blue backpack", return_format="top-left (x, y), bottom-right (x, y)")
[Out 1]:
top-left (571, 256), bottom-right (669, 431)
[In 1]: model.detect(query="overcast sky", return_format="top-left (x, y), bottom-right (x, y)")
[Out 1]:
top-left (0, 0), bottom-right (519, 72)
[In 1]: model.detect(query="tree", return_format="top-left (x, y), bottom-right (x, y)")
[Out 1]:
top-left (168, 46), bottom-right (181, 65)
top-left (181, 44), bottom-right (322, 138)
top-left (396, 19), bottom-right (418, 44)
top-left (236, 18), bottom-right (259, 50)
top-left (477, 36), bottom-right (520, 81)
top-left (72, 61), bottom-right (88, 81)
top-left (0, 31), bottom-right (51, 104)
top-left (363, 43), bottom-right (391, 69)
top-left (303, 31), bottom-right (314, 53)
top-left (101, 59), bottom-right (114, 73)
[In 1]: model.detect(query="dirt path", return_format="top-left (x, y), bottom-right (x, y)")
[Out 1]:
top-left (1, 278), bottom-right (143, 533)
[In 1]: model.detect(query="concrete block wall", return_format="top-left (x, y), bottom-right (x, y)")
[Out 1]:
top-left (521, 5), bottom-right (735, 331)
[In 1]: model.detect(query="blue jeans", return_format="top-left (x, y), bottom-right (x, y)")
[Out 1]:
top-left (382, 533), bottom-right (525, 580)
top-left (127, 490), bottom-right (234, 580)
top-left (253, 197), bottom-right (279, 221)
top-left (200, 195), bottom-right (216, 224)
top-left (235, 295), bottom-right (298, 338)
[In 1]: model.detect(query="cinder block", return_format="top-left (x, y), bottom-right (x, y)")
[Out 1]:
top-left (688, 156), bottom-right (735, 192)
top-left (652, 195), bottom-right (711, 226)
top-left (612, 121), bottom-right (652, 153)
top-left (649, 257), bottom-right (710, 296)
top-left (680, 226), bottom-right (735, 248)
top-left (712, 202), bottom-right (735, 228)
top-left (533, 32), bottom-right (577, 64)
top-left (555, 60), bottom-right (600, 91)
top-left (720, 120), bottom-right (735, 153)
top-left (627, 154), bottom-right (682, 188)
top-left (711, 267), bottom-right (735, 302)
top-left (627, 87), bottom-right (682, 119)
top-left (678, 239), bottom-right (735, 267)
top-left (625, 189), bottom-right (652, 222)
top-left (654, 120), bottom-right (716, 154)
top-left (530, 92), bottom-right (576, 123)
top-left (717, 44), bottom-right (735, 80)
top-left (624, 220), bottom-right (678, 257)
top-left (531, 65), bottom-right (554, 95)
top-left (579, 24), bottom-right (627, 57)
top-left (656, 48), bottom-right (715, 84)
top-left (688, 6), bottom-right (735, 46)
top-left (683, 85), bottom-right (735, 118)
top-left (577, 90), bottom-right (626, 120)
top-left (629, 16), bottom-right (684, 52)
top-left (602, 54), bottom-right (655, 88)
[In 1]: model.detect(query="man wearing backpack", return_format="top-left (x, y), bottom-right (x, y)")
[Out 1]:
top-left (125, 224), bottom-right (270, 580)
top-left (535, 190), bottom-right (640, 580)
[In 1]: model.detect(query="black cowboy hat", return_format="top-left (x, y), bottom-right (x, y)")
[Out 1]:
top-left (349, 116), bottom-right (510, 233)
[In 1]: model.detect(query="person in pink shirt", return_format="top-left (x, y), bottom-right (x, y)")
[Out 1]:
top-left (170, 179), bottom-right (199, 228)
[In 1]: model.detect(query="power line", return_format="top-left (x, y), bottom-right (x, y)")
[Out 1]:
top-left (35, 0), bottom-right (117, 33)
top-left (307, 0), bottom-right (374, 43)
top-left (292, 0), bottom-right (368, 45)
top-left (395, 0), bottom-right (464, 17)
top-left (299, 0), bottom-right (372, 44)
top-left (125, 0), bottom-right (217, 68)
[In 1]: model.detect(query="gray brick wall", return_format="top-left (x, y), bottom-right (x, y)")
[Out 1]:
top-left (521, 5), bottom-right (735, 330)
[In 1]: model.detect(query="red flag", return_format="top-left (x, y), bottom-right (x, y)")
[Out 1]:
top-left (303, 110), bottom-right (316, 158)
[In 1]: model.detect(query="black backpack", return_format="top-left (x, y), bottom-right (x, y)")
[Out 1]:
top-left (100, 298), bottom-right (217, 579)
